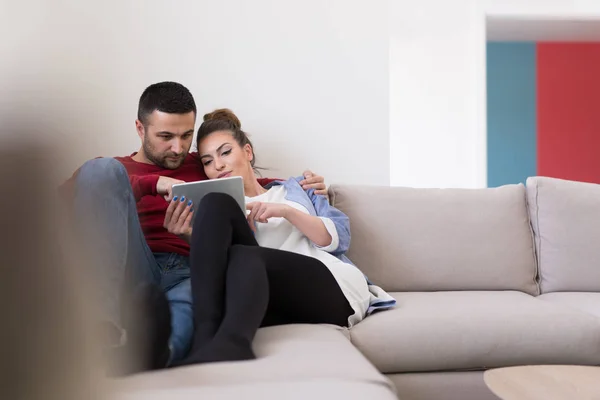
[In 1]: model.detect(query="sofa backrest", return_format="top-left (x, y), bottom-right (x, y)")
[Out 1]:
top-left (329, 184), bottom-right (538, 295)
top-left (526, 177), bottom-right (600, 293)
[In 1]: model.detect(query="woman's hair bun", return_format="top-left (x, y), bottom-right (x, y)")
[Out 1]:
top-left (203, 108), bottom-right (241, 129)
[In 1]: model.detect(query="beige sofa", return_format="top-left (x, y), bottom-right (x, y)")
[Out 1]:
top-left (112, 176), bottom-right (600, 400)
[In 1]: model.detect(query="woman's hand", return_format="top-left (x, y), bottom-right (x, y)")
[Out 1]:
top-left (163, 195), bottom-right (194, 243)
top-left (246, 202), bottom-right (292, 231)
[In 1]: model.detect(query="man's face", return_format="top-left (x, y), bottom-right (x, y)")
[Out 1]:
top-left (137, 110), bottom-right (196, 169)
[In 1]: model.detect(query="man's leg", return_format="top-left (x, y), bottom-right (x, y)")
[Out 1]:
top-left (72, 158), bottom-right (167, 372)
top-left (73, 158), bottom-right (161, 328)
top-left (155, 253), bottom-right (194, 365)
top-left (163, 278), bottom-right (193, 364)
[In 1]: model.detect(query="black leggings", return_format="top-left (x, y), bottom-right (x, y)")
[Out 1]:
top-left (174, 192), bottom-right (354, 366)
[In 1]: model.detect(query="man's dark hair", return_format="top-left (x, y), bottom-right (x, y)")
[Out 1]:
top-left (137, 81), bottom-right (197, 126)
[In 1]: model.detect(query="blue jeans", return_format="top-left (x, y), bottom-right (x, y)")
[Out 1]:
top-left (72, 158), bottom-right (193, 363)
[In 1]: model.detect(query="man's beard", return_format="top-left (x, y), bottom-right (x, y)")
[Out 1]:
top-left (142, 140), bottom-right (186, 170)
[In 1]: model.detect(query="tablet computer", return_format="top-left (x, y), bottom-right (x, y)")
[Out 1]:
top-left (171, 176), bottom-right (245, 218)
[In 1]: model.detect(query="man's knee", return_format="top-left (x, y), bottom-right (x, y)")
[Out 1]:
top-left (76, 158), bottom-right (129, 190)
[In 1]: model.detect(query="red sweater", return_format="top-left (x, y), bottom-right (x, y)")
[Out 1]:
top-left (60, 152), bottom-right (276, 257)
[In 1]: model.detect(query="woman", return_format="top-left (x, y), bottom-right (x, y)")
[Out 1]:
top-left (164, 109), bottom-right (395, 366)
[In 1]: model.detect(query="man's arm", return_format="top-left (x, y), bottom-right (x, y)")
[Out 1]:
top-left (257, 170), bottom-right (327, 196)
top-left (299, 170), bottom-right (327, 197)
top-left (130, 175), bottom-right (160, 200)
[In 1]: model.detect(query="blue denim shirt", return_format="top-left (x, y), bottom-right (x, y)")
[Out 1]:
top-left (265, 177), bottom-right (396, 314)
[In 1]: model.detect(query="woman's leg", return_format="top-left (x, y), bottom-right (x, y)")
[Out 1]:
top-left (176, 244), bottom-right (269, 365)
top-left (176, 192), bottom-right (353, 366)
top-left (206, 246), bottom-right (353, 358)
top-left (256, 247), bottom-right (355, 327)
top-left (183, 193), bottom-right (259, 357)
top-left (177, 245), bottom-right (354, 366)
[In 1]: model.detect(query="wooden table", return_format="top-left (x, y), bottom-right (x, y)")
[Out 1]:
top-left (484, 365), bottom-right (600, 400)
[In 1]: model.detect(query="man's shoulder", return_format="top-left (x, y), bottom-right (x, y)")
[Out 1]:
top-left (109, 155), bottom-right (141, 174)
top-left (113, 154), bottom-right (135, 163)
top-left (82, 154), bottom-right (133, 166)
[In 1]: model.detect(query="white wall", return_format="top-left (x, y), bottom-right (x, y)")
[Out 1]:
top-left (1, 0), bottom-right (389, 186)
top-left (388, 0), bottom-right (600, 189)
top-left (485, 0), bottom-right (600, 18)
top-left (389, 0), bottom-right (486, 188)
top-left (4, 0), bottom-right (600, 188)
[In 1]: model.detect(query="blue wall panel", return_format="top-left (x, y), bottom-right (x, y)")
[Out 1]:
top-left (486, 42), bottom-right (537, 187)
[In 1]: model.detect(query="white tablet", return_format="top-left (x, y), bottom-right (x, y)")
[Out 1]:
top-left (171, 176), bottom-right (245, 218)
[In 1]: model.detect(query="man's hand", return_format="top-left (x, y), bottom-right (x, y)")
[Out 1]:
top-left (299, 170), bottom-right (327, 197)
top-left (157, 176), bottom-right (185, 201)
top-left (163, 196), bottom-right (194, 243)
top-left (246, 202), bottom-right (292, 231)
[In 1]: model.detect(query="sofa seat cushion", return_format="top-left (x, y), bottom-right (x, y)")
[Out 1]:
top-left (111, 324), bottom-right (395, 397)
top-left (350, 291), bottom-right (600, 373)
top-left (538, 292), bottom-right (600, 318)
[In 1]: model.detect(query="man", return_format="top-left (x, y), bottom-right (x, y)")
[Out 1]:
top-left (61, 81), bottom-right (327, 373)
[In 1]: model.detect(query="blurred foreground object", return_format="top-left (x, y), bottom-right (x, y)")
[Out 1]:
top-left (0, 140), bottom-right (110, 400)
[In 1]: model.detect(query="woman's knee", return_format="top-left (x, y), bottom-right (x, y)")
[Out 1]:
top-left (197, 192), bottom-right (243, 218)
top-left (192, 192), bottom-right (242, 231)
top-left (199, 192), bottom-right (239, 209)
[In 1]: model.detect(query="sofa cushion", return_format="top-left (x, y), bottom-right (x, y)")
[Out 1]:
top-left (350, 291), bottom-right (600, 373)
top-left (330, 184), bottom-right (538, 294)
top-left (538, 292), bottom-right (600, 318)
top-left (112, 324), bottom-right (394, 395)
top-left (526, 176), bottom-right (600, 293)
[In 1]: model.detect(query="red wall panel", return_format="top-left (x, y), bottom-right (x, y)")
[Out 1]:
top-left (537, 43), bottom-right (600, 183)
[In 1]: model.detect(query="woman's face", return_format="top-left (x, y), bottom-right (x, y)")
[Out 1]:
top-left (198, 130), bottom-right (254, 180)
